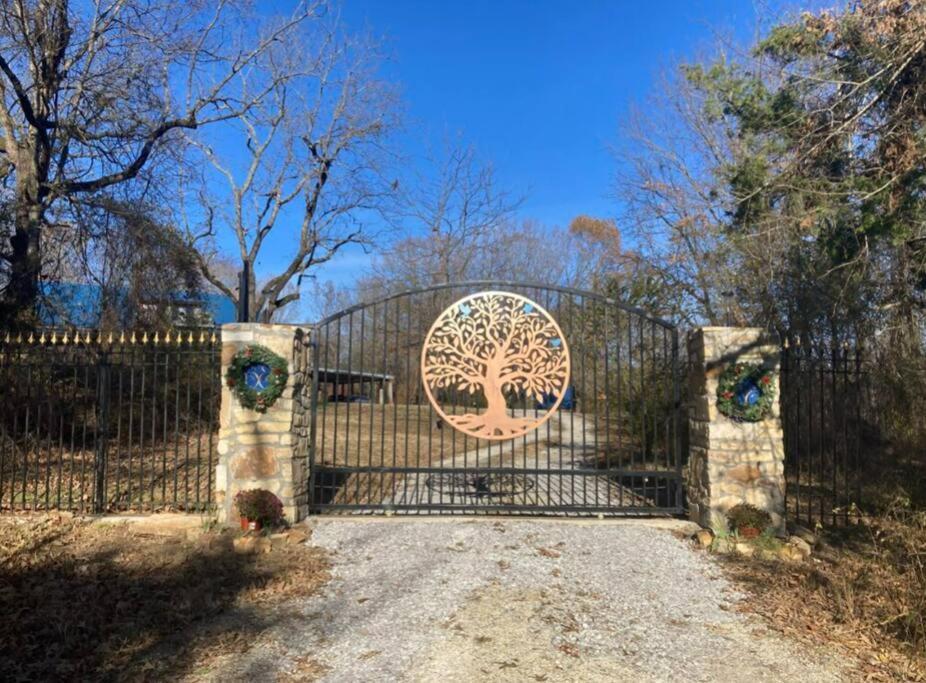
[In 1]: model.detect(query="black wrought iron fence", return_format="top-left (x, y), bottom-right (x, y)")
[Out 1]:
top-left (0, 329), bottom-right (220, 513)
top-left (781, 342), bottom-right (865, 527)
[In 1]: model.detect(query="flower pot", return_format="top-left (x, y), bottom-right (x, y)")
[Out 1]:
top-left (737, 526), bottom-right (761, 540)
top-left (239, 517), bottom-right (262, 532)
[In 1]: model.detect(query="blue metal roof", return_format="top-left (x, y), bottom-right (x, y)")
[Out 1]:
top-left (38, 282), bottom-right (236, 327)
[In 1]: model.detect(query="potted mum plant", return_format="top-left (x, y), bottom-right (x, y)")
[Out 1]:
top-left (234, 489), bottom-right (284, 532)
top-left (726, 503), bottom-right (772, 540)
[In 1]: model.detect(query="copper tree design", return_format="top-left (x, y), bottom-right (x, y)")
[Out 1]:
top-left (421, 292), bottom-right (570, 439)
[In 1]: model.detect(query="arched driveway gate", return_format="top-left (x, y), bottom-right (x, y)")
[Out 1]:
top-left (306, 282), bottom-right (683, 515)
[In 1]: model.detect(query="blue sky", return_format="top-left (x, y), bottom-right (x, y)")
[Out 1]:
top-left (341, 0), bottom-right (758, 222)
top-left (251, 0), bottom-right (768, 297)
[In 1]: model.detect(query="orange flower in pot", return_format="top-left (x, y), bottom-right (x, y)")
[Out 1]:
top-left (726, 503), bottom-right (772, 540)
top-left (234, 489), bottom-right (284, 532)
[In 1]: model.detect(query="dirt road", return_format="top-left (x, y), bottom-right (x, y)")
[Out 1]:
top-left (206, 518), bottom-right (850, 682)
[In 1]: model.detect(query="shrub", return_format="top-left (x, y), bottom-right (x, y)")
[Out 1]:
top-left (726, 503), bottom-right (772, 535)
top-left (234, 489), bottom-right (284, 526)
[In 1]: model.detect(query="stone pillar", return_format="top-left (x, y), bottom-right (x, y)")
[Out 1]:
top-left (215, 323), bottom-right (309, 525)
top-left (687, 327), bottom-right (785, 533)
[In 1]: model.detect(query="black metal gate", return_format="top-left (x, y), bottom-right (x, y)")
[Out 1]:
top-left (307, 282), bottom-right (682, 515)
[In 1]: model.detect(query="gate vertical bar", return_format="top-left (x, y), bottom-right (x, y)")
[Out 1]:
top-left (307, 333), bottom-right (321, 513)
top-left (855, 348), bottom-right (863, 512)
top-left (782, 342), bottom-right (790, 521)
top-left (830, 346), bottom-right (838, 526)
top-left (94, 348), bottom-right (111, 513)
top-left (671, 326), bottom-right (681, 510)
top-left (207, 332), bottom-right (217, 511)
top-left (841, 344), bottom-right (850, 525)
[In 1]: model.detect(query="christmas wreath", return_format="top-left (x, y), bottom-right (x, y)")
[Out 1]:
top-left (225, 344), bottom-right (288, 412)
top-left (715, 362), bottom-right (775, 422)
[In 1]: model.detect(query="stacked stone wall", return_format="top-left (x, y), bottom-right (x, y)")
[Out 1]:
top-left (687, 327), bottom-right (785, 532)
top-left (215, 323), bottom-right (309, 524)
top-left (290, 328), bottom-right (312, 518)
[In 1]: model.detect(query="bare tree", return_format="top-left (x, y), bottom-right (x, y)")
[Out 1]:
top-left (345, 142), bottom-right (542, 309)
top-left (0, 0), bottom-right (316, 326)
top-left (183, 15), bottom-right (397, 322)
top-left (366, 220), bottom-right (573, 297)
top-left (614, 67), bottom-right (744, 326)
top-left (369, 144), bottom-right (524, 290)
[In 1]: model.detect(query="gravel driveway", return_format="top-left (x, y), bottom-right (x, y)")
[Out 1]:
top-left (210, 518), bottom-right (848, 682)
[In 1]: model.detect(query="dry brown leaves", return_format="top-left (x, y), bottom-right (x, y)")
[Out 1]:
top-left (718, 515), bottom-right (926, 682)
top-left (0, 515), bottom-right (329, 681)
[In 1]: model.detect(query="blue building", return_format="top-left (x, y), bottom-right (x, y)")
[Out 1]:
top-left (37, 282), bottom-right (236, 328)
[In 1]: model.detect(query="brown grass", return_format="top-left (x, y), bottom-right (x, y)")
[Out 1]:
top-left (0, 431), bottom-right (216, 512)
top-left (316, 404), bottom-right (474, 468)
top-left (719, 504), bottom-right (926, 682)
top-left (0, 515), bottom-right (329, 681)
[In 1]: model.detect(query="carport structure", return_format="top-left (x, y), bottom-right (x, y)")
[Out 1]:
top-left (316, 367), bottom-right (395, 405)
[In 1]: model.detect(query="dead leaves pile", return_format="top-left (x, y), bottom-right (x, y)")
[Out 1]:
top-left (721, 513), bottom-right (926, 682)
top-left (0, 515), bottom-right (329, 681)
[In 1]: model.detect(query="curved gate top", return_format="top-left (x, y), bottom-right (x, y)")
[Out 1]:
top-left (307, 281), bottom-right (682, 515)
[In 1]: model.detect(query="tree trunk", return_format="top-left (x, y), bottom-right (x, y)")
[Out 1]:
top-left (2, 134), bottom-right (48, 329)
top-left (482, 360), bottom-right (508, 423)
top-left (4, 197), bottom-right (43, 329)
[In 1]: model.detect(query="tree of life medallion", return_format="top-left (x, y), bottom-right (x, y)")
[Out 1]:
top-left (421, 291), bottom-right (571, 440)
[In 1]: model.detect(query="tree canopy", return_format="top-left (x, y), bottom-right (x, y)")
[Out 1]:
top-left (616, 0), bottom-right (926, 347)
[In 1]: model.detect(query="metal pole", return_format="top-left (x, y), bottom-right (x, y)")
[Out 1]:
top-left (93, 349), bottom-right (111, 513)
top-left (238, 262), bottom-right (250, 323)
top-left (307, 335), bottom-right (320, 513)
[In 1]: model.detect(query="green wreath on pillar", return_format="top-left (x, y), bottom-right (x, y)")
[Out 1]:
top-left (716, 362), bottom-right (775, 422)
top-left (225, 344), bottom-right (288, 412)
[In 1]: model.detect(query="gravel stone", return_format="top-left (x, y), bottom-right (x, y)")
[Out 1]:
top-left (208, 518), bottom-right (849, 682)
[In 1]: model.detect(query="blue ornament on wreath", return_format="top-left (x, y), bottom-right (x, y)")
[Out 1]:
top-left (226, 344), bottom-right (288, 412)
top-left (735, 378), bottom-right (761, 407)
top-left (244, 363), bottom-right (272, 391)
top-left (716, 362), bottom-right (776, 422)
